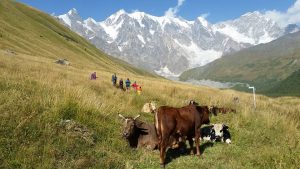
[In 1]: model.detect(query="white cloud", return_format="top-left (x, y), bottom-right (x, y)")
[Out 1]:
top-left (265, 0), bottom-right (300, 27)
top-left (164, 0), bottom-right (186, 18)
top-left (131, 9), bottom-right (140, 13)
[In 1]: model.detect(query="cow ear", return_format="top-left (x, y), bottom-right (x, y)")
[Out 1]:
top-left (223, 124), bottom-right (229, 129)
top-left (211, 124), bottom-right (215, 129)
top-left (134, 120), bottom-right (145, 129)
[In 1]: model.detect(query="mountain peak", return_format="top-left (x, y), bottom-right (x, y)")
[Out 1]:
top-left (106, 9), bottom-right (127, 24)
top-left (129, 11), bottom-right (146, 20)
top-left (242, 11), bottom-right (263, 17)
top-left (85, 17), bottom-right (97, 24)
top-left (112, 9), bottom-right (127, 18)
top-left (68, 8), bottom-right (78, 15)
top-left (285, 24), bottom-right (300, 34)
top-left (56, 8), bottom-right (289, 77)
top-left (196, 16), bottom-right (209, 27)
top-left (116, 9), bottom-right (126, 15)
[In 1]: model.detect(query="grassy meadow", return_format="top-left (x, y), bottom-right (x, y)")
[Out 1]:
top-left (0, 0), bottom-right (300, 168)
top-left (1, 50), bottom-right (300, 169)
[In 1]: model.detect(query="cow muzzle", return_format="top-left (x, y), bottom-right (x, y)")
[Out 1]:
top-left (123, 132), bottom-right (130, 138)
top-left (215, 136), bottom-right (222, 141)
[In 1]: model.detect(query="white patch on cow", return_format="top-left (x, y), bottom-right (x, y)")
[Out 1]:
top-left (202, 136), bottom-right (212, 141)
top-left (155, 111), bottom-right (159, 132)
top-left (146, 145), bottom-right (152, 150)
top-left (213, 124), bottom-right (224, 138)
top-left (225, 139), bottom-right (232, 144)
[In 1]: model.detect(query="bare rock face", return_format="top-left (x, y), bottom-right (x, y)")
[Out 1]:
top-left (5, 49), bottom-right (17, 56)
top-left (55, 59), bottom-right (70, 66)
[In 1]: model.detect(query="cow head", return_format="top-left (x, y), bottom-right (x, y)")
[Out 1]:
top-left (212, 124), bottom-right (229, 141)
top-left (149, 101), bottom-right (157, 113)
top-left (141, 101), bottom-right (157, 113)
top-left (195, 106), bottom-right (211, 125)
top-left (119, 114), bottom-right (140, 138)
top-left (208, 106), bottom-right (218, 116)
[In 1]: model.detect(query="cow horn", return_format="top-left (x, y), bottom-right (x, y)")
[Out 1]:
top-left (133, 114), bottom-right (140, 120)
top-left (118, 113), bottom-right (126, 120)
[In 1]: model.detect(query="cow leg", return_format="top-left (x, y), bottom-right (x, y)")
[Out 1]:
top-left (159, 138), bottom-right (168, 168)
top-left (178, 136), bottom-right (187, 154)
top-left (195, 131), bottom-right (201, 156)
top-left (188, 138), bottom-right (194, 155)
top-left (195, 139), bottom-right (201, 156)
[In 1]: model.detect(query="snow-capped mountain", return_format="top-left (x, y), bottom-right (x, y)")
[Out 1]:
top-left (56, 9), bottom-right (298, 76)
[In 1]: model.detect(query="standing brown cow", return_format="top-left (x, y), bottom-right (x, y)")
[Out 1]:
top-left (155, 101), bottom-right (214, 168)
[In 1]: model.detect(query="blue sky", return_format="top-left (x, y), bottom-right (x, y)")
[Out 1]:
top-left (17, 0), bottom-right (297, 24)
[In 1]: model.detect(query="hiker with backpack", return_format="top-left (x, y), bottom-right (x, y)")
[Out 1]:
top-left (112, 73), bottom-right (117, 86)
top-left (125, 78), bottom-right (131, 90)
top-left (90, 72), bottom-right (97, 80)
top-left (132, 81), bottom-right (138, 91)
top-left (119, 78), bottom-right (124, 90)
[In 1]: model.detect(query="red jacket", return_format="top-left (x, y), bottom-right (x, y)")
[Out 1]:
top-left (132, 83), bottom-right (138, 90)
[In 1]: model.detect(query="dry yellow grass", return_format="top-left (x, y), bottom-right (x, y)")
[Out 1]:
top-left (1, 50), bottom-right (299, 168)
top-left (0, 1), bottom-right (299, 168)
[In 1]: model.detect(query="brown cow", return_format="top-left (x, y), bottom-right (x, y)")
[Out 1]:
top-left (119, 114), bottom-right (158, 150)
top-left (155, 101), bottom-right (215, 168)
top-left (213, 107), bottom-right (236, 114)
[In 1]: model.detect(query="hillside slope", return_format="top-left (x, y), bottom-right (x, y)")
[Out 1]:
top-left (0, 0), bottom-right (156, 77)
top-left (1, 1), bottom-right (299, 169)
top-left (266, 69), bottom-right (300, 97)
top-left (180, 31), bottom-right (300, 96)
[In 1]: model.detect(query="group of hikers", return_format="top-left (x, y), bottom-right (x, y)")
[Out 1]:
top-left (111, 73), bottom-right (142, 94)
top-left (90, 72), bottom-right (142, 95)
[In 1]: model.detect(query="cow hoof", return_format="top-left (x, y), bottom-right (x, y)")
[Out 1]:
top-left (160, 164), bottom-right (165, 168)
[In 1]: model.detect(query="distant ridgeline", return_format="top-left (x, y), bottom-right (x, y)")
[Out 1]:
top-left (180, 31), bottom-right (300, 97)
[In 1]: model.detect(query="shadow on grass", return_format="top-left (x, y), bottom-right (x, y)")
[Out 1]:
top-left (165, 142), bottom-right (214, 165)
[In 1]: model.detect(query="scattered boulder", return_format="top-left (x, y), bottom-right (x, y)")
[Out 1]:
top-left (57, 119), bottom-right (95, 145)
top-left (55, 59), bottom-right (70, 66)
top-left (5, 49), bottom-right (17, 56)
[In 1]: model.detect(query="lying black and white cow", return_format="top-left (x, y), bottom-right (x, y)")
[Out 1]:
top-left (200, 124), bottom-right (231, 144)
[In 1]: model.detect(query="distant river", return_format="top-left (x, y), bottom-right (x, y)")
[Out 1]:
top-left (167, 76), bottom-right (247, 89)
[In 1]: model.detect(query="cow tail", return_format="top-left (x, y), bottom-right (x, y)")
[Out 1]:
top-left (154, 108), bottom-right (161, 144)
